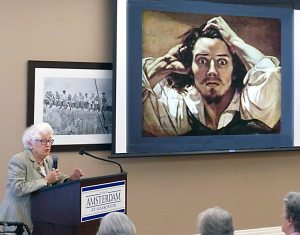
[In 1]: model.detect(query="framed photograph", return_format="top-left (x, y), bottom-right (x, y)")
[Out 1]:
top-left (27, 61), bottom-right (113, 151)
top-left (113, 0), bottom-right (295, 157)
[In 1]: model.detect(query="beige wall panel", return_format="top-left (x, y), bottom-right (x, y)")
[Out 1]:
top-left (0, 1), bottom-right (299, 235)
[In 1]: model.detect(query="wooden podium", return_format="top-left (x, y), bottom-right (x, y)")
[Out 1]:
top-left (31, 173), bottom-right (127, 235)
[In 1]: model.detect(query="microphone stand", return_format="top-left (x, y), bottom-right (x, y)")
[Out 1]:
top-left (79, 148), bottom-right (124, 173)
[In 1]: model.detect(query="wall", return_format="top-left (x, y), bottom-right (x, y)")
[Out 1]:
top-left (0, 1), bottom-right (299, 235)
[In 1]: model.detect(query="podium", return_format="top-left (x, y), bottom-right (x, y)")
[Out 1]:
top-left (31, 173), bottom-right (127, 235)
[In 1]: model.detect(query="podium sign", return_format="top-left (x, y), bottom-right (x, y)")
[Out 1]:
top-left (81, 180), bottom-right (126, 222)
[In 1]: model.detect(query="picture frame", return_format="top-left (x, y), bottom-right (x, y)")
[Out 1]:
top-left (27, 60), bottom-right (113, 151)
top-left (112, 0), bottom-right (294, 157)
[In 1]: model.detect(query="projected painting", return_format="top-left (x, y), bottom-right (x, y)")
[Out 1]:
top-left (113, 0), bottom-right (294, 156)
top-left (142, 12), bottom-right (281, 137)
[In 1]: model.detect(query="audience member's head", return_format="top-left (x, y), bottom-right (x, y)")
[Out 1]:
top-left (96, 212), bottom-right (136, 235)
top-left (281, 192), bottom-right (300, 235)
top-left (197, 207), bottom-right (234, 235)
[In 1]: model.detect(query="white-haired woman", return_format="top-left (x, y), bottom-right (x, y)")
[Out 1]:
top-left (281, 192), bottom-right (300, 235)
top-left (197, 207), bottom-right (234, 235)
top-left (96, 212), bottom-right (136, 235)
top-left (0, 122), bottom-right (85, 233)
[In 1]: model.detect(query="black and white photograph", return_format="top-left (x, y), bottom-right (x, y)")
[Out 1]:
top-left (27, 61), bottom-right (112, 151)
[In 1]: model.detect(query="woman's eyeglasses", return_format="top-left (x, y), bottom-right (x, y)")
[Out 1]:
top-left (35, 139), bottom-right (54, 145)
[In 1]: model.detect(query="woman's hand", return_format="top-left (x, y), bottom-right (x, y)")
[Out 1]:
top-left (45, 169), bottom-right (61, 184)
top-left (69, 168), bottom-right (85, 180)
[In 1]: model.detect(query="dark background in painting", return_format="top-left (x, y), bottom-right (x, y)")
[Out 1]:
top-left (143, 12), bottom-right (280, 61)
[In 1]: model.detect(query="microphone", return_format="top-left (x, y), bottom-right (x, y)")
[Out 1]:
top-left (52, 156), bottom-right (58, 169)
top-left (78, 148), bottom-right (124, 173)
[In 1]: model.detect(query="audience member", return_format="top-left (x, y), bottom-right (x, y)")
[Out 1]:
top-left (281, 192), bottom-right (300, 235)
top-left (197, 207), bottom-right (234, 235)
top-left (96, 212), bottom-right (136, 235)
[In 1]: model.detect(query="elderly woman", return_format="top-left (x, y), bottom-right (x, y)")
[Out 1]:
top-left (0, 122), bottom-right (85, 233)
top-left (281, 192), bottom-right (300, 235)
top-left (96, 212), bottom-right (136, 235)
top-left (197, 207), bottom-right (234, 235)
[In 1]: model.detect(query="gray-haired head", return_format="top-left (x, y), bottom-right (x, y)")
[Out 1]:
top-left (97, 212), bottom-right (136, 235)
top-left (284, 192), bottom-right (300, 232)
top-left (22, 122), bottom-right (54, 149)
top-left (197, 207), bottom-right (234, 235)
